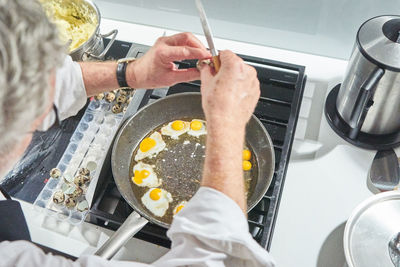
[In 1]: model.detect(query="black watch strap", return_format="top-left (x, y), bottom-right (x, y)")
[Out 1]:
top-left (116, 57), bottom-right (136, 88)
top-left (116, 61), bottom-right (129, 88)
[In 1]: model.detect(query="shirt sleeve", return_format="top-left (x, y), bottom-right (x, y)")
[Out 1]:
top-left (0, 240), bottom-right (151, 267)
top-left (54, 55), bottom-right (88, 121)
top-left (153, 187), bottom-right (276, 267)
top-left (0, 189), bottom-right (275, 267)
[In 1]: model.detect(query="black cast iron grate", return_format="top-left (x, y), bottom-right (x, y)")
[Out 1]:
top-left (89, 39), bottom-right (306, 250)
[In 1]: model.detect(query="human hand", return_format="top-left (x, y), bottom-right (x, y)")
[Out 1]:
top-left (199, 51), bottom-right (259, 213)
top-left (126, 32), bottom-right (211, 89)
top-left (199, 50), bottom-right (260, 130)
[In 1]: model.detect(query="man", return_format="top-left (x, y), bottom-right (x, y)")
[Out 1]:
top-left (0, 0), bottom-right (275, 266)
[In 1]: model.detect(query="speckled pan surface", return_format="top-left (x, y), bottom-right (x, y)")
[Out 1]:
top-left (111, 92), bottom-right (275, 229)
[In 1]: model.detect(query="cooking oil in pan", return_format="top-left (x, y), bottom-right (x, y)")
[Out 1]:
top-left (130, 119), bottom-right (258, 224)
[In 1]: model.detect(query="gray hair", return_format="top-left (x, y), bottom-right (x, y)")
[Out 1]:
top-left (0, 0), bottom-right (65, 158)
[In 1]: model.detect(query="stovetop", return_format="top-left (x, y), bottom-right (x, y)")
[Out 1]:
top-left (88, 39), bottom-right (306, 250)
top-left (2, 37), bottom-right (305, 250)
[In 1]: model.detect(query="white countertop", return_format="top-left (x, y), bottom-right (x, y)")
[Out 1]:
top-left (20, 18), bottom-right (382, 266)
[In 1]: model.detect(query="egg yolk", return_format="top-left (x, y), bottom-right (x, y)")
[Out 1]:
top-left (190, 120), bottom-right (203, 131)
top-left (150, 188), bottom-right (162, 201)
top-left (175, 205), bottom-right (184, 214)
top-left (132, 170), bottom-right (151, 184)
top-left (243, 160), bottom-right (252, 171)
top-left (243, 149), bottom-right (251, 160)
top-left (140, 137), bottom-right (156, 152)
top-left (171, 120), bottom-right (185, 131)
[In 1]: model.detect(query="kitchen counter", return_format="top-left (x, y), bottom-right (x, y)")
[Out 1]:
top-left (17, 18), bottom-right (381, 266)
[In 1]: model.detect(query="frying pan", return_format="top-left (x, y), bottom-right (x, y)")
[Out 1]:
top-left (95, 92), bottom-right (275, 259)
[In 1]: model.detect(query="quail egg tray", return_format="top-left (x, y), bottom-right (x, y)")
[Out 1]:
top-left (33, 99), bottom-right (124, 225)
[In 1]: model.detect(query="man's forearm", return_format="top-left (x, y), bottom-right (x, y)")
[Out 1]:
top-left (78, 32), bottom-right (209, 96)
top-left (201, 122), bottom-right (247, 213)
top-left (79, 61), bottom-right (120, 96)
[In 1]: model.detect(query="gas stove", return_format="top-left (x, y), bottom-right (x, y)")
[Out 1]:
top-left (88, 39), bottom-right (306, 250)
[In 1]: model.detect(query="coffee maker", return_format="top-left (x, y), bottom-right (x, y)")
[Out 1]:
top-left (325, 15), bottom-right (400, 149)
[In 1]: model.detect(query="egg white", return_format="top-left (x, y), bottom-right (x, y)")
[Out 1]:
top-left (187, 119), bottom-right (207, 137)
top-left (161, 120), bottom-right (190, 139)
top-left (132, 162), bottom-right (161, 187)
top-left (141, 188), bottom-right (173, 217)
top-left (135, 132), bottom-right (166, 161)
top-left (173, 200), bottom-right (187, 215)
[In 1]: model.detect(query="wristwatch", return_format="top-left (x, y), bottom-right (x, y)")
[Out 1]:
top-left (116, 57), bottom-right (136, 88)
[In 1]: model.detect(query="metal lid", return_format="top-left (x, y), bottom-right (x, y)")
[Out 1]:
top-left (357, 15), bottom-right (400, 71)
top-left (344, 191), bottom-right (400, 267)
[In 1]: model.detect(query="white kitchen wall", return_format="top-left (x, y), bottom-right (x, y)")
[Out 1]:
top-left (94, 0), bottom-right (400, 60)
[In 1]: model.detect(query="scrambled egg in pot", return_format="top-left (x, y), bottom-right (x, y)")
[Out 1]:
top-left (39, 0), bottom-right (98, 52)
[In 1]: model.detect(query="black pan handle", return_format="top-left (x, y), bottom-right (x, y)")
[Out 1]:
top-left (94, 211), bottom-right (148, 259)
top-left (348, 67), bottom-right (385, 131)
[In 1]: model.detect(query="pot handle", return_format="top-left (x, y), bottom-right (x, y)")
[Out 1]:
top-left (86, 29), bottom-right (118, 60)
top-left (94, 211), bottom-right (148, 259)
top-left (348, 67), bottom-right (385, 134)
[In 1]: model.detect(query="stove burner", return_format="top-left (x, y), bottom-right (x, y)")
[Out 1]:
top-left (88, 39), bottom-right (306, 249)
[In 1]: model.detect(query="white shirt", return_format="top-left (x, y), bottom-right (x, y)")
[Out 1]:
top-left (0, 57), bottom-right (276, 267)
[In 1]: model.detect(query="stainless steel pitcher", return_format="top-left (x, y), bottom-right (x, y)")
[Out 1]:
top-left (337, 15), bottom-right (400, 136)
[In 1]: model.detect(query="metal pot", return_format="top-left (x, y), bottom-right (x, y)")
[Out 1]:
top-left (344, 191), bottom-right (400, 267)
top-left (66, 0), bottom-right (118, 61)
top-left (336, 15), bottom-right (400, 137)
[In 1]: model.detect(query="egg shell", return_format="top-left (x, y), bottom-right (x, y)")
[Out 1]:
top-left (65, 197), bottom-right (77, 209)
top-left (77, 200), bottom-right (89, 212)
top-left (94, 93), bottom-right (104, 101)
top-left (50, 168), bottom-right (61, 179)
top-left (64, 185), bottom-right (83, 199)
top-left (119, 89), bottom-right (128, 96)
top-left (117, 95), bottom-right (127, 104)
top-left (105, 92), bottom-right (116, 102)
top-left (63, 172), bottom-right (74, 184)
top-left (79, 167), bottom-right (90, 176)
top-left (112, 103), bottom-right (123, 114)
top-left (85, 160), bottom-right (97, 172)
top-left (74, 175), bottom-right (87, 187)
top-left (52, 191), bottom-right (65, 204)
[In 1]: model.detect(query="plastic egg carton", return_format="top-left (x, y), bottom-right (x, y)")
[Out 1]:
top-left (33, 100), bottom-right (123, 225)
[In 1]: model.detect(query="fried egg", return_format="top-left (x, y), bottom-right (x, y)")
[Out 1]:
top-left (187, 119), bottom-right (207, 137)
top-left (132, 162), bottom-right (161, 187)
top-left (161, 120), bottom-right (190, 139)
top-left (173, 201), bottom-right (187, 216)
top-left (135, 132), bottom-right (166, 161)
top-left (141, 188), bottom-right (173, 217)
